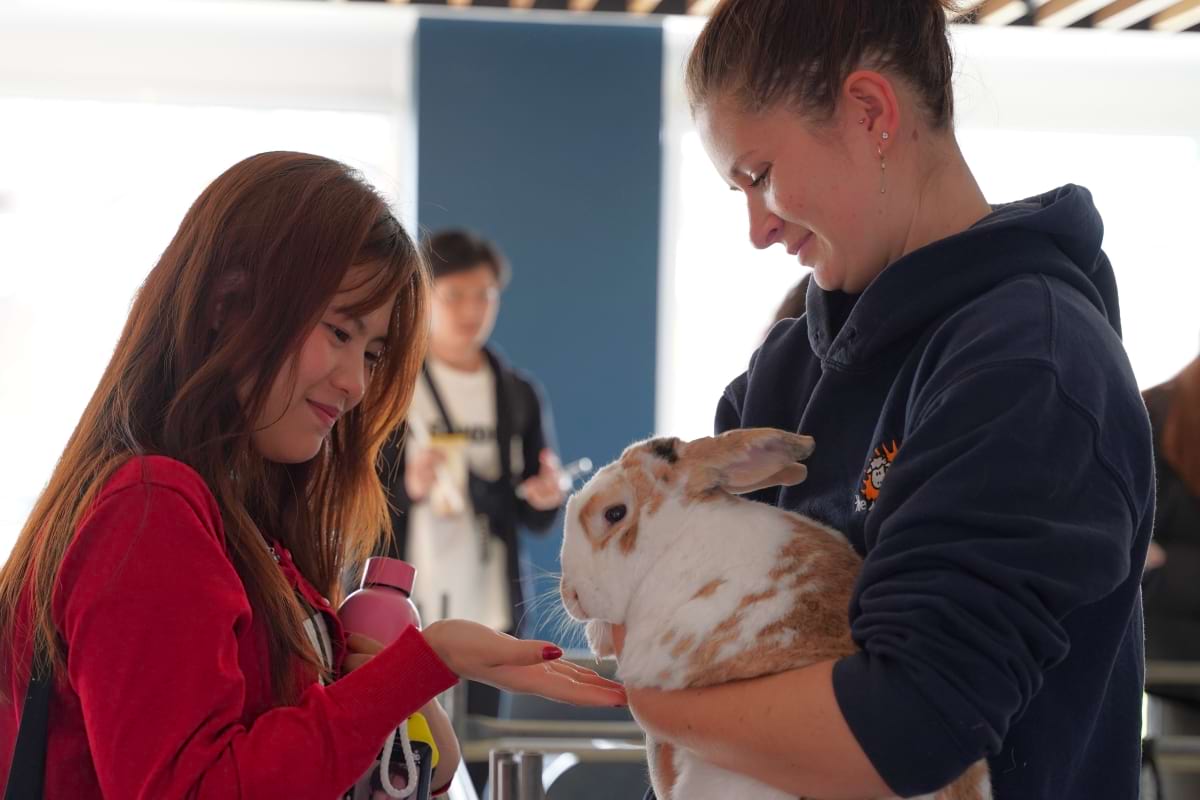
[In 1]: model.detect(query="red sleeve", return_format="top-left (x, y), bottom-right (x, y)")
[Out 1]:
top-left (53, 461), bottom-right (458, 799)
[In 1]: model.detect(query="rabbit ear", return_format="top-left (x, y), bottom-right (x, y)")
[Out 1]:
top-left (681, 428), bottom-right (815, 495)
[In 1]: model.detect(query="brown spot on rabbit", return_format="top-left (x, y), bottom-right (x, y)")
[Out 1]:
top-left (670, 634), bottom-right (696, 659)
top-left (687, 527), bottom-right (860, 687)
top-left (619, 522), bottom-right (639, 554)
top-left (692, 579), bottom-right (725, 600)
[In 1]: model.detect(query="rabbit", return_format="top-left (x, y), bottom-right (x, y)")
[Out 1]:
top-left (559, 428), bottom-right (991, 800)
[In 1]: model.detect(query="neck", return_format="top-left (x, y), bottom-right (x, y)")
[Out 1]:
top-left (895, 132), bottom-right (992, 263)
top-left (430, 341), bottom-right (486, 372)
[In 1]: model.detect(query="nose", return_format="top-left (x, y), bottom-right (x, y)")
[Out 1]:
top-left (330, 355), bottom-right (367, 408)
top-left (747, 197), bottom-right (783, 251)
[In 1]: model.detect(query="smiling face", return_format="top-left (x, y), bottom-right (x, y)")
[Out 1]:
top-left (696, 92), bottom-right (896, 295)
top-left (248, 265), bottom-right (395, 464)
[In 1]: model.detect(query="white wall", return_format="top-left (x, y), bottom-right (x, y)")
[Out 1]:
top-left (658, 19), bottom-right (1200, 441)
top-left (0, 0), bottom-right (419, 556)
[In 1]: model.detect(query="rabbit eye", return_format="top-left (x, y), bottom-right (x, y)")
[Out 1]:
top-left (603, 504), bottom-right (627, 525)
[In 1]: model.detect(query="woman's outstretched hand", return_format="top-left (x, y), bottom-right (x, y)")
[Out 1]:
top-left (423, 619), bottom-right (627, 707)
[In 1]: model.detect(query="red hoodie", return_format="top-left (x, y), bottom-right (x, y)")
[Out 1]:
top-left (0, 456), bottom-right (459, 798)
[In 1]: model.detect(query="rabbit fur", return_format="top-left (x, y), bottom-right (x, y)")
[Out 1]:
top-left (559, 428), bottom-right (991, 800)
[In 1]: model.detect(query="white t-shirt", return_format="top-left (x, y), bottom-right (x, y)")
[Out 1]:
top-left (404, 358), bottom-right (519, 631)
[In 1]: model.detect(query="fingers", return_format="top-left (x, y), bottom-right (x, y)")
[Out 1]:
top-left (490, 635), bottom-right (565, 668)
top-left (346, 633), bottom-right (385, 654)
top-left (498, 665), bottom-right (628, 707)
top-left (342, 653), bottom-right (373, 673)
top-left (546, 659), bottom-right (625, 691)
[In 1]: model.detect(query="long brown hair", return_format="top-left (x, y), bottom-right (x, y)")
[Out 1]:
top-left (686, 0), bottom-right (960, 129)
top-left (1158, 355), bottom-right (1200, 496)
top-left (0, 152), bottom-right (429, 699)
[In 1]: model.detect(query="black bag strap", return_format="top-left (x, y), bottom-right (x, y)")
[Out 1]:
top-left (420, 362), bottom-right (458, 437)
top-left (421, 353), bottom-right (514, 486)
top-left (4, 639), bottom-right (50, 800)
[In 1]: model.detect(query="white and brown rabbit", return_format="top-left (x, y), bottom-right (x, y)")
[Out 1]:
top-left (559, 428), bottom-right (991, 800)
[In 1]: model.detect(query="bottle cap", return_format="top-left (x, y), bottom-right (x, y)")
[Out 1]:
top-left (361, 557), bottom-right (416, 594)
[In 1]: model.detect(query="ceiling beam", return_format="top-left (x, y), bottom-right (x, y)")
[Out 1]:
top-left (1152, 0), bottom-right (1200, 29)
top-left (567, 0), bottom-right (600, 10)
top-left (627, 0), bottom-right (663, 12)
top-left (1036, 0), bottom-right (1115, 25)
top-left (973, 0), bottom-right (1035, 25)
top-left (1093, 0), bottom-right (1180, 27)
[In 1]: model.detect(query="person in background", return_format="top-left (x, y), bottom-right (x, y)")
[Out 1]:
top-left (378, 230), bottom-right (567, 788)
top-left (1142, 353), bottom-right (1200, 798)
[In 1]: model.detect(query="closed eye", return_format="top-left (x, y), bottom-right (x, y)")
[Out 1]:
top-left (603, 504), bottom-right (627, 525)
top-left (326, 323), bottom-right (352, 344)
top-left (749, 166), bottom-right (771, 189)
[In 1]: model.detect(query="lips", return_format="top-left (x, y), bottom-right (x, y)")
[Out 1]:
top-left (796, 232), bottom-right (816, 263)
top-left (307, 400), bottom-right (340, 427)
top-left (787, 231), bottom-right (815, 257)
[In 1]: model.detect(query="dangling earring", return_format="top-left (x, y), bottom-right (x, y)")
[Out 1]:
top-left (878, 143), bottom-right (887, 195)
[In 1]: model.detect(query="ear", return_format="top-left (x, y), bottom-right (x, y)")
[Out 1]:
top-left (842, 69), bottom-right (902, 155)
top-left (681, 428), bottom-right (815, 495)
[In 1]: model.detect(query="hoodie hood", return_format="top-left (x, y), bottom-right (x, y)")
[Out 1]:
top-left (807, 184), bottom-right (1120, 366)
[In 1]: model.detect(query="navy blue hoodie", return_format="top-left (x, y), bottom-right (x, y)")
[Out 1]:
top-left (717, 185), bottom-right (1155, 798)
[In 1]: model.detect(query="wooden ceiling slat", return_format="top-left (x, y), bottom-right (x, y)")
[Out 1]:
top-left (1094, 0), bottom-right (1181, 27)
top-left (1153, 0), bottom-right (1200, 29)
top-left (379, 0), bottom-right (1198, 30)
top-left (1036, 0), bottom-right (1117, 25)
top-left (974, 0), bottom-right (1035, 25)
top-left (1101, 0), bottom-right (1183, 24)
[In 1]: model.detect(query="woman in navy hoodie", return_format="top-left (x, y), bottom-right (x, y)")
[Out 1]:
top-left (621, 1), bottom-right (1156, 798)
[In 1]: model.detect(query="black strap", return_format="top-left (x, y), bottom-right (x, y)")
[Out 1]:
top-left (420, 361), bottom-right (458, 438)
top-left (4, 640), bottom-right (50, 800)
top-left (421, 353), bottom-right (515, 487)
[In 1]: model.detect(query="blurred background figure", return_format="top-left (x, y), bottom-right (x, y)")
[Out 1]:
top-left (1143, 353), bottom-right (1200, 799)
top-left (378, 229), bottom-right (567, 792)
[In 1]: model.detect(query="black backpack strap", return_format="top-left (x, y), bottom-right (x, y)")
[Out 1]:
top-left (5, 640), bottom-right (50, 800)
top-left (420, 362), bottom-right (457, 435)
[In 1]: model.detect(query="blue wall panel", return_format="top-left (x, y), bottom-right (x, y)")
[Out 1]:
top-left (417, 17), bottom-right (662, 641)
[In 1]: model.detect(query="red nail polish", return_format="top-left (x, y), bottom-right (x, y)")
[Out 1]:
top-left (542, 646), bottom-right (563, 660)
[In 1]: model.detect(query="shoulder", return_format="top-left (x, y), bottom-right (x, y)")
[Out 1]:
top-left (84, 455), bottom-right (224, 546)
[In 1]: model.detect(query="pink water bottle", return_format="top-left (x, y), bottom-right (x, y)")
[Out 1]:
top-left (339, 557), bottom-right (422, 644)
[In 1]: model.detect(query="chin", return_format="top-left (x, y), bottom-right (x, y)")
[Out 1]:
top-left (253, 437), bottom-right (325, 465)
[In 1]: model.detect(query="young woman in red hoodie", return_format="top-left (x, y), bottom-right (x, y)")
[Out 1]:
top-left (0, 151), bottom-right (625, 798)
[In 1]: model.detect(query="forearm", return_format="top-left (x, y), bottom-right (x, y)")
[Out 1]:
top-left (421, 699), bottom-right (461, 793)
top-left (627, 660), bottom-right (892, 799)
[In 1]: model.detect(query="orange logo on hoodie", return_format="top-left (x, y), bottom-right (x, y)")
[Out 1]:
top-left (859, 440), bottom-right (900, 510)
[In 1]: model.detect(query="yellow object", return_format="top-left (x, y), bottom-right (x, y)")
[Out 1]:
top-left (405, 711), bottom-right (439, 768)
